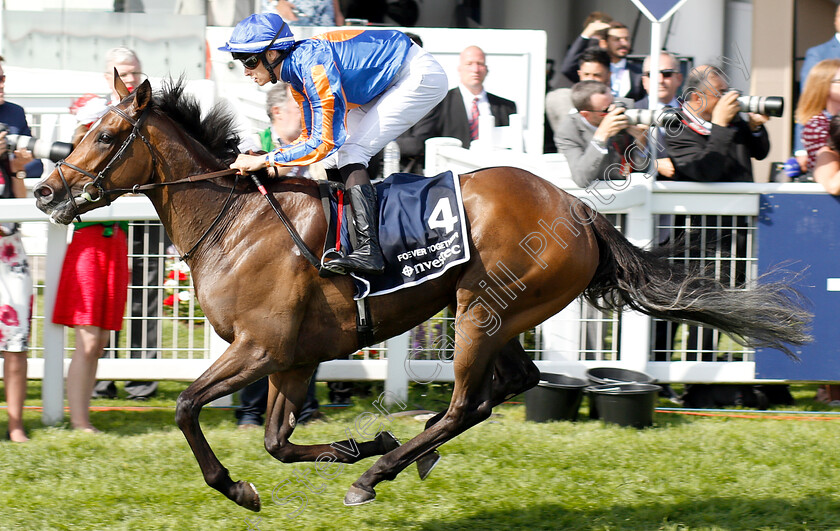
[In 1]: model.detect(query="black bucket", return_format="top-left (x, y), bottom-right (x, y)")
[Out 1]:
top-left (585, 368), bottom-right (657, 420)
top-left (586, 367), bottom-right (656, 386)
top-left (587, 383), bottom-right (662, 428)
top-left (525, 373), bottom-right (588, 422)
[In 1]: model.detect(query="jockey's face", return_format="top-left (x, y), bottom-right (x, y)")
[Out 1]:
top-left (242, 50), bottom-right (282, 86)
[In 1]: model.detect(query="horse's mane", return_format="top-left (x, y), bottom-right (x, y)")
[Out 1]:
top-left (152, 77), bottom-right (241, 164)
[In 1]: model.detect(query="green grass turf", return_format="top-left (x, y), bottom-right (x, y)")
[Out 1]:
top-left (1, 382), bottom-right (840, 530)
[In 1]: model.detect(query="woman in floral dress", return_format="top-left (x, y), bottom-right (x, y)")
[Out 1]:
top-left (0, 154), bottom-right (32, 443)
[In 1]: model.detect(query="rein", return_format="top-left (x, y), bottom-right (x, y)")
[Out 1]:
top-left (55, 104), bottom-right (321, 268)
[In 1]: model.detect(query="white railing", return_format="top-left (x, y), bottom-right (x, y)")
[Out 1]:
top-left (2, 85), bottom-right (830, 425)
top-left (5, 171), bottom-right (827, 424)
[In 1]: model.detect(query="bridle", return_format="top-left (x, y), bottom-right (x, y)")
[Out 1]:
top-left (52, 103), bottom-right (242, 261)
top-left (55, 104), bottom-right (157, 218)
top-left (50, 101), bottom-right (319, 268)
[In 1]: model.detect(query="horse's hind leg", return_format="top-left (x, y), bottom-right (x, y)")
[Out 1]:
top-left (263, 369), bottom-right (400, 465)
top-left (175, 339), bottom-right (274, 512)
top-left (344, 316), bottom-right (503, 505)
top-left (414, 338), bottom-right (539, 479)
top-left (423, 337), bottom-right (539, 431)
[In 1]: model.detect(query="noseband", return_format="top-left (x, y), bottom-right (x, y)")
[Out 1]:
top-left (54, 105), bottom-right (156, 220)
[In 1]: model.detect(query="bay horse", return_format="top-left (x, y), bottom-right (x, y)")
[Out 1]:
top-left (34, 78), bottom-right (811, 511)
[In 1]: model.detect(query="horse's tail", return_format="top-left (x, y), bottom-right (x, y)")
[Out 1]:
top-left (583, 211), bottom-right (812, 359)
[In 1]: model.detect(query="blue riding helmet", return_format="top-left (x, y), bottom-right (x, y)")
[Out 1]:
top-left (219, 13), bottom-right (295, 54)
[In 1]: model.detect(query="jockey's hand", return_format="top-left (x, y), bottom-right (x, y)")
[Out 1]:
top-left (230, 153), bottom-right (269, 175)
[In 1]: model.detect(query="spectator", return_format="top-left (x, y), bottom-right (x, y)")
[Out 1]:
top-left (562, 20), bottom-right (644, 101)
top-left (72, 48), bottom-right (161, 401)
top-left (0, 64), bottom-right (43, 181)
top-left (665, 64), bottom-right (770, 183)
top-left (800, 4), bottom-right (840, 84)
top-left (796, 59), bottom-right (840, 177)
top-left (554, 80), bottom-right (646, 188)
top-left (636, 53), bottom-right (683, 361)
top-left (54, 49), bottom-right (144, 430)
top-left (636, 52), bottom-right (683, 110)
top-left (546, 48), bottom-right (611, 148)
top-left (52, 207), bottom-right (129, 431)
top-left (795, 3), bottom-right (840, 167)
top-left (558, 11), bottom-right (613, 85)
top-left (263, 0), bottom-right (344, 26)
top-left (661, 65), bottom-right (769, 360)
top-left (224, 13), bottom-right (447, 276)
top-left (810, 111), bottom-right (840, 195)
top-left (635, 51), bottom-right (684, 179)
top-left (0, 58), bottom-right (36, 443)
top-left (399, 45), bottom-right (517, 161)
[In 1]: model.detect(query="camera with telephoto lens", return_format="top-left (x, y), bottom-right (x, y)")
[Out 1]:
top-left (616, 105), bottom-right (683, 127)
top-left (0, 123), bottom-right (74, 163)
top-left (735, 94), bottom-right (784, 117)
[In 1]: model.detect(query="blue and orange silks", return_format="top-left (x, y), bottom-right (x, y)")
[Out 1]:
top-left (268, 29), bottom-right (412, 167)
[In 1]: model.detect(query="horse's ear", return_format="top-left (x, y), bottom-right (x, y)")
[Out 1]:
top-left (113, 68), bottom-right (130, 101)
top-left (131, 79), bottom-right (153, 112)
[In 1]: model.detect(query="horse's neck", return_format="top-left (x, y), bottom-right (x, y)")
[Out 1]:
top-left (148, 131), bottom-right (247, 263)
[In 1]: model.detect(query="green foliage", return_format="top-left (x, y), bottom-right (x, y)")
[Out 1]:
top-left (0, 382), bottom-right (839, 530)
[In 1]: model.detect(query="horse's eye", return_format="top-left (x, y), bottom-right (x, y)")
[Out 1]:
top-left (98, 132), bottom-right (114, 144)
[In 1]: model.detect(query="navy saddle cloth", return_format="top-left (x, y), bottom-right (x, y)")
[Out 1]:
top-left (321, 171), bottom-right (470, 299)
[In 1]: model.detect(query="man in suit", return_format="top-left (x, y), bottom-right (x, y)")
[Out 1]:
top-left (398, 45), bottom-right (517, 158)
top-left (801, 5), bottom-right (840, 95)
top-left (558, 13), bottom-right (612, 85)
top-left (560, 21), bottom-right (645, 102)
top-left (555, 80), bottom-right (647, 188)
top-left (665, 65), bottom-right (770, 183)
top-left (635, 51), bottom-right (684, 179)
top-left (546, 48), bottom-right (611, 145)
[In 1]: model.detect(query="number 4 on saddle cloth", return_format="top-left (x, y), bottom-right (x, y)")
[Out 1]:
top-left (320, 171), bottom-right (470, 300)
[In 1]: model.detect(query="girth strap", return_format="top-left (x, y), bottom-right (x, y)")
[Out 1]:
top-left (356, 296), bottom-right (375, 349)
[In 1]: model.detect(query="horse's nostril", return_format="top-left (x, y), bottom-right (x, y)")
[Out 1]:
top-left (36, 185), bottom-right (52, 198)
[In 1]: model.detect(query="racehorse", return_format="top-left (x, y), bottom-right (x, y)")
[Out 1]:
top-left (34, 77), bottom-right (811, 511)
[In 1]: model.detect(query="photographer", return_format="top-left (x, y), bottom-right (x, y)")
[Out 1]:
top-left (0, 57), bottom-right (43, 180)
top-left (555, 80), bottom-right (646, 188)
top-left (665, 64), bottom-right (770, 182)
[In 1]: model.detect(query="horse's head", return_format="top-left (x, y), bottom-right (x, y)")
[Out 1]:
top-left (35, 74), bottom-right (156, 224)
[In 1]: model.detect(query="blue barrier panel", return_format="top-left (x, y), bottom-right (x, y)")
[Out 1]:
top-left (756, 193), bottom-right (840, 380)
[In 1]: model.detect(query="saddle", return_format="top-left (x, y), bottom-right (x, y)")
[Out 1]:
top-left (317, 171), bottom-right (470, 300)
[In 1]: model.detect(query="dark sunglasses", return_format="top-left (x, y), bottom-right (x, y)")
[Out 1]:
top-left (642, 69), bottom-right (679, 78)
top-left (0, 75), bottom-right (6, 83)
top-left (233, 52), bottom-right (261, 70)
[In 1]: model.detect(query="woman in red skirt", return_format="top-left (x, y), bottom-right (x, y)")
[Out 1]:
top-left (53, 221), bottom-right (128, 432)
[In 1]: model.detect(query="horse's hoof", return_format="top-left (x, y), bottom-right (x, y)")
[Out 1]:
top-left (378, 430), bottom-right (401, 453)
top-left (343, 484), bottom-right (376, 506)
top-left (235, 481), bottom-right (261, 512)
top-left (416, 450), bottom-right (441, 480)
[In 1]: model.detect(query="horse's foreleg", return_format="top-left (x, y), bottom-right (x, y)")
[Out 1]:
top-left (345, 321), bottom-right (501, 505)
top-left (263, 369), bottom-right (400, 464)
top-left (175, 340), bottom-right (273, 512)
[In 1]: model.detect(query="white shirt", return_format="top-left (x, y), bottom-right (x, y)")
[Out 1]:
top-left (458, 85), bottom-right (493, 120)
top-left (575, 113), bottom-right (608, 155)
top-left (609, 58), bottom-right (632, 98)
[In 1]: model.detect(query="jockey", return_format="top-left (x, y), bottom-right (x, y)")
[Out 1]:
top-left (222, 13), bottom-right (448, 276)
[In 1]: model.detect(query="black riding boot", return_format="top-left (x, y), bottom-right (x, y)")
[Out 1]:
top-left (324, 183), bottom-right (385, 275)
